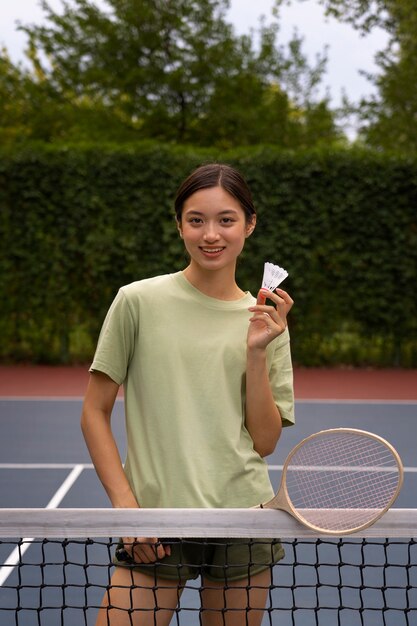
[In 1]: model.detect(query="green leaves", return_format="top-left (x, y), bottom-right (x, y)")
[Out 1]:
top-left (307, 0), bottom-right (417, 153)
top-left (1, 0), bottom-right (339, 148)
top-left (1, 143), bottom-right (416, 366)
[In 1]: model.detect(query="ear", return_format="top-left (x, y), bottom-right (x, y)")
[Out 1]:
top-left (245, 215), bottom-right (256, 238)
top-left (176, 219), bottom-right (183, 238)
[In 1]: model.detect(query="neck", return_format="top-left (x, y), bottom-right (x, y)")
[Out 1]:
top-left (182, 264), bottom-right (244, 301)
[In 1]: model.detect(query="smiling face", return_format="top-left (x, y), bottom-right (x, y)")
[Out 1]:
top-left (178, 186), bottom-right (256, 275)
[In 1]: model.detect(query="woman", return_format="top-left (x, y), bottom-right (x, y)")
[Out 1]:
top-left (81, 163), bottom-right (295, 625)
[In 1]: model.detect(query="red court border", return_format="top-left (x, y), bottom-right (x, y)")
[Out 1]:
top-left (0, 365), bottom-right (416, 400)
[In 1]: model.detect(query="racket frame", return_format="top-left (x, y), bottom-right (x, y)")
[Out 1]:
top-left (262, 427), bottom-right (404, 535)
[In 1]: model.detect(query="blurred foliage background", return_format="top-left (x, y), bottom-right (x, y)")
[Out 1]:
top-left (1, 0), bottom-right (416, 366)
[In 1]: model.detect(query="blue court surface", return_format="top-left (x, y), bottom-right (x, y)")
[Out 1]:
top-left (0, 396), bottom-right (416, 625)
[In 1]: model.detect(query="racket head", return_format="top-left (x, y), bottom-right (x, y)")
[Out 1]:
top-left (269, 428), bottom-right (403, 535)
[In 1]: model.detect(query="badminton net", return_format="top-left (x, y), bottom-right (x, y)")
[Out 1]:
top-left (0, 507), bottom-right (416, 626)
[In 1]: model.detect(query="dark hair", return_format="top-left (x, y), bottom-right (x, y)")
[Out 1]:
top-left (174, 163), bottom-right (256, 223)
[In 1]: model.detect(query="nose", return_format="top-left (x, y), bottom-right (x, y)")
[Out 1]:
top-left (203, 222), bottom-right (220, 242)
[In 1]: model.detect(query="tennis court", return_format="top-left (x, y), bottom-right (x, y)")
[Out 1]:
top-left (0, 367), bottom-right (416, 625)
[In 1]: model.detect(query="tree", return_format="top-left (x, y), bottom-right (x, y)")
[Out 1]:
top-left (0, 51), bottom-right (30, 145)
top-left (2, 0), bottom-right (341, 147)
top-left (0, 44), bottom-right (131, 145)
top-left (279, 0), bottom-right (417, 152)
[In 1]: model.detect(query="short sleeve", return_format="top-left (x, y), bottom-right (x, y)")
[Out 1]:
top-left (89, 289), bottom-right (137, 385)
top-left (269, 327), bottom-right (295, 427)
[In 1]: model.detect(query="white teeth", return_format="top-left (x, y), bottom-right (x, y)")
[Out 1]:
top-left (202, 248), bottom-right (223, 253)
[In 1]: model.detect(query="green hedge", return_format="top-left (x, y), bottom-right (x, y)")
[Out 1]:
top-left (1, 143), bottom-right (416, 366)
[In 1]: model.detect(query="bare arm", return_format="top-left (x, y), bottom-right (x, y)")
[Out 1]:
top-left (81, 371), bottom-right (169, 561)
top-left (245, 348), bottom-right (282, 457)
top-left (245, 288), bottom-right (294, 457)
top-left (81, 371), bottom-right (137, 508)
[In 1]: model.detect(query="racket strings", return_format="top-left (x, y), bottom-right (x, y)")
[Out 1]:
top-left (287, 464), bottom-right (399, 501)
top-left (285, 432), bottom-right (401, 532)
top-left (292, 436), bottom-right (395, 468)
top-left (287, 470), bottom-right (398, 509)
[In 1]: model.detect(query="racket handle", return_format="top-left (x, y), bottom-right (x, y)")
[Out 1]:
top-left (261, 487), bottom-right (293, 514)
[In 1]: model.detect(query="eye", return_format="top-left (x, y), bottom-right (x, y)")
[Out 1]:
top-left (220, 217), bottom-right (235, 224)
top-left (187, 217), bottom-right (203, 224)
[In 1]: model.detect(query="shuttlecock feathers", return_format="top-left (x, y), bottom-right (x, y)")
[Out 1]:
top-left (261, 262), bottom-right (288, 292)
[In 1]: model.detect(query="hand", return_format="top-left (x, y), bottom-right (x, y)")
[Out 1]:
top-left (247, 288), bottom-right (294, 351)
top-left (121, 536), bottom-right (171, 563)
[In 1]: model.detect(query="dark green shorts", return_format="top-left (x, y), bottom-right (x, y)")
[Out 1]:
top-left (114, 537), bottom-right (285, 583)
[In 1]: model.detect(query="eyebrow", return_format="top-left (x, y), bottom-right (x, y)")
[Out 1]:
top-left (184, 209), bottom-right (240, 216)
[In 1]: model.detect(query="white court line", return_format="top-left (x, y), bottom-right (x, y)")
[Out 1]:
top-left (1, 462), bottom-right (416, 472)
top-left (1, 396), bottom-right (416, 404)
top-left (0, 464), bottom-right (84, 587)
top-left (268, 465), bottom-right (417, 472)
top-left (296, 399), bottom-right (417, 405)
top-left (0, 397), bottom-right (87, 402)
top-left (0, 396), bottom-right (124, 402)
top-left (0, 463), bottom-right (94, 469)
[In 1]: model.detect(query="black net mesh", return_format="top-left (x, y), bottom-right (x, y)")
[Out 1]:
top-left (1, 533), bottom-right (416, 625)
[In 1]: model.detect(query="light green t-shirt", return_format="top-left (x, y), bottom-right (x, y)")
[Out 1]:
top-left (90, 272), bottom-right (294, 508)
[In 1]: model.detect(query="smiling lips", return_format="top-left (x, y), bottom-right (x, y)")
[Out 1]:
top-left (200, 247), bottom-right (225, 256)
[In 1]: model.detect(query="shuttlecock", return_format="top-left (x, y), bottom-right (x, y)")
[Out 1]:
top-left (261, 262), bottom-right (288, 292)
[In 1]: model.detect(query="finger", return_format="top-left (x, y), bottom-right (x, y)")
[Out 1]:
top-left (249, 306), bottom-right (283, 326)
top-left (134, 546), bottom-right (155, 563)
top-left (260, 290), bottom-right (293, 320)
top-left (257, 289), bottom-right (270, 304)
top-left (248, 314), bottom-right (273, 325)
top-left (132, 537), bottom-right (160, 563)
top-left (143, 539), bottom-right (170, 561)
top-left (122, 536), bottom-right (154, 563)
top-left (249, 304), bottom-right (278, 315)
top-left (261, 290), bottom-right (286, 306)
top-left (155, 541), bottom-right (168, 560)
top-left (257, 288), bottom-right (291, 307)
top-left (122, 536), bottom-right (135, 557)
top-left (275, 288), bottom-right (294, 309)
top-left (248, 317), bottom-right (286, 340)
top-left (117, 537), bottom-right (135, 563)
top-left (249, 313), bottom-right (286, 335)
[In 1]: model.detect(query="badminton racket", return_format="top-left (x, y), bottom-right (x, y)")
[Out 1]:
top-left (261, 428), bottom-right (403, 535)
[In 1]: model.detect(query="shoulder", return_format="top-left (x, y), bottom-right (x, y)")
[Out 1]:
top-left (115, 273), bottom-right (186, 320)
top-left (102, 274), bottom-right (174, 322)
top-left (118, 273), bottom-right (178, 306)
top-left (120, 274), bottom-right (174, 298)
